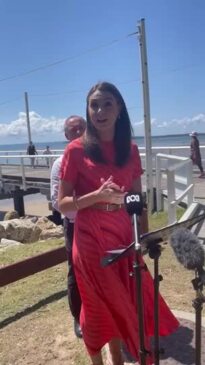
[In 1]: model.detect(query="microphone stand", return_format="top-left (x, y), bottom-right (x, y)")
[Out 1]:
top-left (101, 212), bottom-right (205, 365)
top-left (146, 240), bottom-right (164, 365)
top-left (133, 213), bottom-right (150, 365)
top-left (191, 272), bottom-right (205, 365)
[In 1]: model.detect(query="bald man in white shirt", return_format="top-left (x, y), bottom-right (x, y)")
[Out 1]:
top-left (50, 115), bottom-right (86, 338)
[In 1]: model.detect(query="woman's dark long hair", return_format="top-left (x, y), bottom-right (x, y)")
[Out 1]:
top-left (83, 82), bottom-right (133, 167)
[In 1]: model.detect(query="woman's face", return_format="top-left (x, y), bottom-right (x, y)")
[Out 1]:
top-left (88, 90), bottom-right (121, 137)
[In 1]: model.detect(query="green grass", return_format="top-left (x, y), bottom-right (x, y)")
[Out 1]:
top-left (2, 206), bottom-right (205, 365)
top-left (0, 208), bottom-right (185, 322)
top-left (0, 238), bottom-right (64, 266)
top-left (0, 238), bottom-right (66, 321)
top-left (0, 239), bottom-right (67, 322)
top-left (149, 206), bottom-right (185, 231)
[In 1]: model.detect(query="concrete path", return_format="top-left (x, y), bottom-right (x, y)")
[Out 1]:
top-left (123, 311), bottom-right (205, 365)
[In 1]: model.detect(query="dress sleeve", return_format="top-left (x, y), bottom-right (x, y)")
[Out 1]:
top-left (59, 143), bottom-right (78, 186)
top-left (132, 143), bottom-right (143, 179)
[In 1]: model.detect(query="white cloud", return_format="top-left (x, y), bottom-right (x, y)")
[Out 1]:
top-left (0, 111), bottom-right (205, 143)
top-left (0, 111), bottom-right (65, 142)
top-left (133, 113), bottom-right (205, 136)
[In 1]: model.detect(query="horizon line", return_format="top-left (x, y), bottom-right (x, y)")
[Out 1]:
top-left (1, 132), bottom-right (205, 146)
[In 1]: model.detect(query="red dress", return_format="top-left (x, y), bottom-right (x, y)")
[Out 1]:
top-left (60, 138), bottom-right (179, 363)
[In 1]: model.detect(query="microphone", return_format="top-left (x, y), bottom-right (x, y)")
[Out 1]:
top-left (170, 228), bottom-right (205, 283)
top-left (101, 193), bottom-right (144, 265)
top-left (124, 192), bottom-right (144, 251)
top-left (124, 192), bottom-right (144, 216)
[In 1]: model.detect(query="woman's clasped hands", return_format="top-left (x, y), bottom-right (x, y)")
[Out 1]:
top-left (97, 175), bottom-right (126, 205)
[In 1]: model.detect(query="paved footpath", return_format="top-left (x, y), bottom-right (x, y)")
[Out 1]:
top-left (157, 314), bottom-right (205, 365)
top-left (124, 312), bottom-right (205, 365)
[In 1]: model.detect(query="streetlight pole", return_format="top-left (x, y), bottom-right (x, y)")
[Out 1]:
top-left (137, 18), bottom-right (153, 213)
top-left (24, 91), bottom-right (32, 144)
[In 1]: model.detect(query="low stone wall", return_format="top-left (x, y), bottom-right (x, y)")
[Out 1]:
top-left (0, 216), bottom-right (64, 246)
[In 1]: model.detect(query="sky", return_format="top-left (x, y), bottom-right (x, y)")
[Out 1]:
top-left (0, 0), bottom-right (205, 144)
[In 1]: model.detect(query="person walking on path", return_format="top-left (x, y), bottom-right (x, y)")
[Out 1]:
top-left (190, 131), bottom-right (205, 178)
top-left (50, 115), bottom-right (86, 338)
top-left (43, 145), bottom-right (52, 167)
top-left (58, 82), bottom-right (179, 365)
top-left (27, 141), bottom-right (38, 168)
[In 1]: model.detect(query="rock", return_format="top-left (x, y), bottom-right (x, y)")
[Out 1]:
top-left (30, 216), bottom-right (38, 223)
top-left (0, 219), bottom-right (41, 243)
top-left (39, 226), bottom-right (64, 240)
top-left (26, 225), bottom-right (42, 243)
top-left (0, 216), bottom-right (64, 243)
top-left (0, 224), bottom-right (6, 239)
top-left (35, 216), bottom-right (57, 230)
top-left (4, 210), bottom-right (19, 220)
top-left (0, 238), bottom-right (22, 247)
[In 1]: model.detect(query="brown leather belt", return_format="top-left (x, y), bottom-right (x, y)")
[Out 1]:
top-left (91, 203), bottom-right (124, 212)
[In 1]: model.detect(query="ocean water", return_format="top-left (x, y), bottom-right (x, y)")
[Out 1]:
top-left (1, 134), bottom-right (205, 165)
top-left (1, 133), bottom-right (205, 152)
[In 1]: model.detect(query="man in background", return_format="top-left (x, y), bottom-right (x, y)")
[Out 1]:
top-left (27, 141), bottom-right (38, 168)
top-left (50, 115), bottom-right (86, 338)
top-left (43, 145), bottom-right (52, 167)
top-left (189, 131), bottom-right (205, 178)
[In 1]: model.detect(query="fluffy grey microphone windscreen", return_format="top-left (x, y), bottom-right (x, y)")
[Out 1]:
top-left (169, 228), bottom-right (205, 270)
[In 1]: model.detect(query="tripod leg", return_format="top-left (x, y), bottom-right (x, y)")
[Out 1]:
top-left (133, 214), bottom-right (151, 364)
top-left (134, 252), bottom-right (151, 365)
top-left (191, 275), bottom-right (205, 365)
top-left (194, 294), bottom-right (203, 365)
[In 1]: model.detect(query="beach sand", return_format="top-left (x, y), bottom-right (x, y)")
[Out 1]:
top-left (0, 193), bottom-right (50, 220)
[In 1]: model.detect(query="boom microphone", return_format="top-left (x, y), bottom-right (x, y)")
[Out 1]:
top-left (170, 228), bottom-right (205, 283)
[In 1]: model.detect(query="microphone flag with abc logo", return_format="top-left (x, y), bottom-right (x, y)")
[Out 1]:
top-left (124, 192), bottom-right (144, 216)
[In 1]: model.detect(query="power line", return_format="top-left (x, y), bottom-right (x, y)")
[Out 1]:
top-left (30, 79), bottom-right (140, 97)
top-left (0, 24), bottom-right (200, 89)
top-left (0, 78), bottom-right (140, 106)
top-left (0, 59), bottom-right (200, 106)
top-left (0, 97), bottom-right (22, 106)
top-left (0, 33), bottom-right (136, 84)
top-left (30, 89), bottom-right (86, 97)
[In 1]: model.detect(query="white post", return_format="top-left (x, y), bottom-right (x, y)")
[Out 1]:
top-left (24, 91), bottom-right (32, 144)
top-left (167, 169), bottom-right (176, 224)
top-left (156, 155), bottom-right (162, 212)
top-left (137, 18), bottom-right (153, 213)
top-left (21, 157), bottom-right (26, 190)
top-left (187, 160), bottom-right (194, 207)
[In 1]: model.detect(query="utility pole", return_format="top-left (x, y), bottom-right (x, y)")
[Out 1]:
top-left (24, 91), bottom-right (32, 144)
top-left (137, 18), bottom-right (153, 213)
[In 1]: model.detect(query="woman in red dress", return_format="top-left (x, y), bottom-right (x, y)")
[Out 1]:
top-left (58, 82), bottom-right (179, 365)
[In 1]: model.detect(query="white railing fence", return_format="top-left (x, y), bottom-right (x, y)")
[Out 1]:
top-left (156, 153), bottom-right (194, 224)
top-left (0, 154), bottom-right (61, 192)
top-left (0, 150), bottom-right (197, 225)
top-left (0, 150), bottom-right (63, 165)
top-left (1, 145), bottom-right (204, 171)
